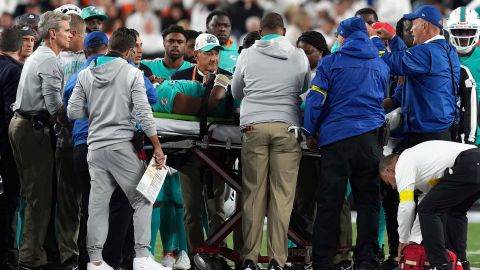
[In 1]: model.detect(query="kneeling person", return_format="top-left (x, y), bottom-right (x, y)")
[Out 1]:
top-left (380, 141), bottom-right (480, 270)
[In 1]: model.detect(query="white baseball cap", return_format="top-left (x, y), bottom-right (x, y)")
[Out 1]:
top-left (195, 33), bottom-right (224, 52)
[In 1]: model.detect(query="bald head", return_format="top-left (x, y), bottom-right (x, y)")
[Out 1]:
top-left (260, 12), bottom-right (285, 36)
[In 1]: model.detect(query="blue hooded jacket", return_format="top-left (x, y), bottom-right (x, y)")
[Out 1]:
top-left (372, 35), bottom-right (460, 133)
top-left (64, 55), bottom-right (157, 146)
top-left (304, 17), bottom-right (389, 147)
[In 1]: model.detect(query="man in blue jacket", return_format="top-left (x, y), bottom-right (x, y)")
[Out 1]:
top-left (304, 17), bottom-right (389, 270)
top-left (372, 5), bottom-right (460, 149)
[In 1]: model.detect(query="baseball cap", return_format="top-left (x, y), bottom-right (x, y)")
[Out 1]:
top-left (404, 5), bottom-right (444, 29)
top-left (16, 13), bottom-right (40, 26)
top-left (337, 17), bottom-right (367, 39)
top-left (84, 31), bottom-right (108, 48)
top-left (80, 6), bottom-right (108, 21)
top-left (54, 4), bottom-right (82, 15)
top-left (19, 25), bottom-right (35, 37)
top-left (195, 33), bottom-right (223, 52)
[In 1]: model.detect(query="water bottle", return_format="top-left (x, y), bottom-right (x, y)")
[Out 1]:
top-left (0, 174), bottom-right (4, 194)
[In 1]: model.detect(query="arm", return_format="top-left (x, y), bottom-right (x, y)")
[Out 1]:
top-left (303, 57), bottom-right (330, 140)
top-left (67, 75), bottom-right (88, 120)
top-left (130, 69), bottom-right (156, 138)
top-left (231, 52), bottom-right (246, 100)
top-left (459, 67), bottom-right (477, 144)
top-left (3, 67), bottom-right (21, 119)
top-left (397, 185), bottom-right (416, 245)
top-left (372, 37), bottom-right (431, 76)
top-left (144, 75), bottom-right (158, 105)
top-left (384, 83), bottom-right (403, 109)
top-left (40, 59), bottom-right (64, 115)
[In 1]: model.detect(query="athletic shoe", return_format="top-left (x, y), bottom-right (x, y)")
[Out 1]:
top-left (134, 256), bottom-right (172, 270)
top-left (242, 260), bottom-right (257, 270)
top-left (268, 260), bottom-right (284, 270)
top-left (87, 261), bottom-right (114, 270)
top-left (174, 251), bottom-right (190, 270)
top-left (160, 254), bottom-right (175, 268)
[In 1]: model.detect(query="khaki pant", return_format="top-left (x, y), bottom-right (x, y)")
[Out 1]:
top-left (55, 147), bottom-right (82, 264)
top-left (241, 122), bottom-right (301, 266)
top-left (9, 115), bottom-right (54, 267)
top-left (178, 158), bottom-right (226, 253)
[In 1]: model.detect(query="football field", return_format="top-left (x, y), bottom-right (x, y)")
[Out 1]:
top-left (153, 222), bottom-right (480, 267)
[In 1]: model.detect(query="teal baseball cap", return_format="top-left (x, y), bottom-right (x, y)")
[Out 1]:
top-left (81, 6), bottom-right (108, 21)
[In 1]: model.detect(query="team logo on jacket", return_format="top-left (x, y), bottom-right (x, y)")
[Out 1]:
top-left (161, 97), bottom-right (169, 106)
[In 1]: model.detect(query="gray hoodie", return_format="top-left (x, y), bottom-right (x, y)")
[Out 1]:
top-left (231, 36), bottom-right (310, 127)
top-left (67, 57), bottom-right (156, 150)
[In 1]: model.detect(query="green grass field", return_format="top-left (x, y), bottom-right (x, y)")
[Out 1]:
top-left (154, 223), bottom-right (480, 267)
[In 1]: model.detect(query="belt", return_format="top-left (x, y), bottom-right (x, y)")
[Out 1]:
top-left (15, 111), bottom-right (49, 120)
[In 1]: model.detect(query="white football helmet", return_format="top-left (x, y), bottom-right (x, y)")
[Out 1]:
top-left (446, 7), bottom-right (480, 54)
top-left (54, 4), bottom-right (82, 15)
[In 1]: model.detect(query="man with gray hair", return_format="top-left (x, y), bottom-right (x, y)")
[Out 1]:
top-left (8, 10), bottom-right (72, 270)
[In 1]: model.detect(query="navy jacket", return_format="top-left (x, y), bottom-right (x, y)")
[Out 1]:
top-left (304, 31), bottom-right (389, 147)
top-left (373, 35), bottom-right (460, 133)
top-left (0, 54), bottom-right (22, 148)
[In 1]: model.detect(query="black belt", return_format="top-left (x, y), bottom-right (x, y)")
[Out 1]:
top-left (16, 111), bottom-right (49, 120)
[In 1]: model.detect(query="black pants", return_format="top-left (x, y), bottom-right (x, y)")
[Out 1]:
top-left (74, 144), bottom-right (134, 270)
top-left (312, 132), bottom-right (382, 270)
top-left (0, 141), bottom-right (20, 270)
top-left (380, 182), bottom-right (399, 259)
top-left (418, 148), bottom-right (480, 270)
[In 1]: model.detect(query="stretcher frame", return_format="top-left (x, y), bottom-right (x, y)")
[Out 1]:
top-left (147, 132), bottom-right (325, 267)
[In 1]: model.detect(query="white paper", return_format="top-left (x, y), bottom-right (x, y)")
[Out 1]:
top-left (136, 156), bottom-right (168, 204)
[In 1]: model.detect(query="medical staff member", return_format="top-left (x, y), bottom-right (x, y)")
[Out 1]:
top-left (67, 28), bottom-right (167, 270)
top-left (379, 141), bottom-right (480, 270)
top-left (304, 17), bottom-right (389, 270)
top-left (373, 5), bottom-right (460, 149)
top-left (232, 13), bottom-right (310, 270)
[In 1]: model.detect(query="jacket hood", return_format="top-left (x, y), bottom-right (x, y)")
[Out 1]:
top-left (90, 57), bottom-right (126, 88)
top-left (254, 36), bottom-right (293, 60)
top-left (338, 31), bottom-right (379, 59)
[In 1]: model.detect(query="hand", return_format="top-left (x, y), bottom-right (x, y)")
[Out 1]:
top-left (306, 136), bottom-right (318, 152)
top-left (366, 23), bottom-right (378, 37)
top-left (152, 147), bottom-right (166, 169)
top-left (375, 28), bottom-right (395, 41)
top-left (150, 75), bottom-right (164, 84)
top-left (398, 242), bottom-right (408, 259)
top-left (213, 74), bottom-right (231, 90)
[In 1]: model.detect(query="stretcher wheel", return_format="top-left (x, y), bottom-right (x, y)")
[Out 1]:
top-left (193, 254), bottom-right (232, 270)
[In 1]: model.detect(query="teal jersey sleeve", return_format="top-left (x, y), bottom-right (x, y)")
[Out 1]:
top-left (153, 80), bottom-right (204, 113)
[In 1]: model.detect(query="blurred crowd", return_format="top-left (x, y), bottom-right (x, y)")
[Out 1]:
top-left (1, 0), bottom-right (480, 58)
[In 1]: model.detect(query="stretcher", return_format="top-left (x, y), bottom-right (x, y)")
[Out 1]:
top-left (150, 112), bottom-right (322, 268)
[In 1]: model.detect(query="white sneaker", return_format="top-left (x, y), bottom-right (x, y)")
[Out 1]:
top-left (87, 261), bottom-right (114, 270)
top-left (174, 251), bottom-right (191, 270)
top-left (160, 254), bottom-right (176, 268)
top-left (134, 256), bottom-right (172, 270)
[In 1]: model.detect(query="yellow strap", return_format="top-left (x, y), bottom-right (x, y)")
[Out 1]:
top-left (311, 85), bottom-right (327, 96)
top-left (428, 178), bottom-right (440, 187)
top-left (379, 50), bottom-right (385, 57)
top-left (400, 190), bottom-right (414, 202)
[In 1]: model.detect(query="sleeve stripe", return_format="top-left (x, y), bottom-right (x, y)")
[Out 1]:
top-left (400, 190), bottom-right (414, 202)
top-left (311, 85), bottom-right (327, 96)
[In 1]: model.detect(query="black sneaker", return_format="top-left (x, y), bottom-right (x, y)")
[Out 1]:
top-left (242, 260), bottom-right (257, 270)
top-left (268, 260), bottom-right (284, 270)
top-left (354, 261), bottom-right (380, 270)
